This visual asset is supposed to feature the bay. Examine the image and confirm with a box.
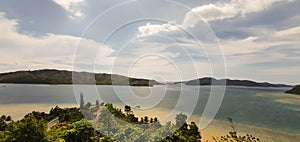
[0,84,299,134]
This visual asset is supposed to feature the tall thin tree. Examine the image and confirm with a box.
[80,93,84,108]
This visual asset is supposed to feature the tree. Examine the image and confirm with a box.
[175,113,187,129]
[85,102,92,108]
[144,116,149,123]
[7,114,47,142]
[124,105,131,114]
[5,116,11,122]
[140,117,144,123]
[0,115,10,130]
[96,100,100,107]
[100,102,105,106]
[97,109,117,137]
[212,118,260,142]
[154,117,158,122]
[0,115,5,120]
[80,93,85,108]
[63,119,95,142]
[0,116,8,131]
[188,122,201,141]
[127,114,138,123]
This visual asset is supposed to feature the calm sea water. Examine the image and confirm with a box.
[0,84,299,134]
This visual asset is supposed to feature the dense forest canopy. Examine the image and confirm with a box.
[0,69,162,86]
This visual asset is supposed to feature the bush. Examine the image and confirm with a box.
[212,118,260,142]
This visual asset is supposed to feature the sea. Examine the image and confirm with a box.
[0,84,299,134]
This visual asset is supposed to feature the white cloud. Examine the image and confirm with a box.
[0,12,210,80]
[218,26,300,84]
[182,3,237,27]
[123,54,211,81]
[0,12,114,72]
[1,0,299,84]
[219,36,277,55]
[137,0,293,38]
[262,66,300,76]
[138,22,180,37]
[183,0,293,27]
[222,25,300,56]
[134,2,300,82]
[275,26,300,37]
[52,0,85,19]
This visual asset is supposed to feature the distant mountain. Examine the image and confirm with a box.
[285,85,300,95]
[0,69,162,86]
[183,77,291,87]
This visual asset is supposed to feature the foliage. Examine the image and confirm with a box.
[80,93,85,108]
[4,114,47,142]
[175,113,187,129]
[96,100,100,107]
[46,127,66,142]
[285,85,300,95]
[23,106,84,125]
[212,118,260,142]
[124,105,131,114]
[160,115,201,142]
[0,69,162,86]
[0,115,11,131]
[0,103,261,142]
[49,106,84,123]
[63,119,96,142]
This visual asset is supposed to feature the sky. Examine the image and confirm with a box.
[0,0,299,84]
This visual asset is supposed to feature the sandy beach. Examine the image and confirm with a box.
[0,103,78,120]
[130,107,300,142]
[256,92,300,106]
[0,104,300,142]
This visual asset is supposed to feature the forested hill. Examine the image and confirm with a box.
[0,69,162,86]
[183,77,291,87]
[285,85,300,95]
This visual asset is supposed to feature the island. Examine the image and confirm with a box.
[285,85,300,95]
[0,69,162,86]
[181,77,291,87]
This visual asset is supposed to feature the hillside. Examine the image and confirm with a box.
[183,77,291,87]
[285,85,300,95]
[0,69,162,86]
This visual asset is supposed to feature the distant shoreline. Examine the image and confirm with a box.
[0,83,293,89]
[0,83,160,87]
[0,103,77,120]
[0,69,292,87]
[0,69,162,86]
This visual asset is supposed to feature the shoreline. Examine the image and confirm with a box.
[0,103,300,141]
[0,103,78,120]
[256,92,300,106]
[130,107,300,142]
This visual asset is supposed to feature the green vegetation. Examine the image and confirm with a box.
[0,94,260,142]
[1,114,47,142]
[285,85,300,95]
[212,118,260,142]
[0,69,162,86]
[0,105,201,142]
[0,106,260,142]
[0,115,11,131]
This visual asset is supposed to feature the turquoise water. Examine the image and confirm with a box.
[0,84,299,134]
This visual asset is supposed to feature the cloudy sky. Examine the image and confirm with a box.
[0,0,299,84]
